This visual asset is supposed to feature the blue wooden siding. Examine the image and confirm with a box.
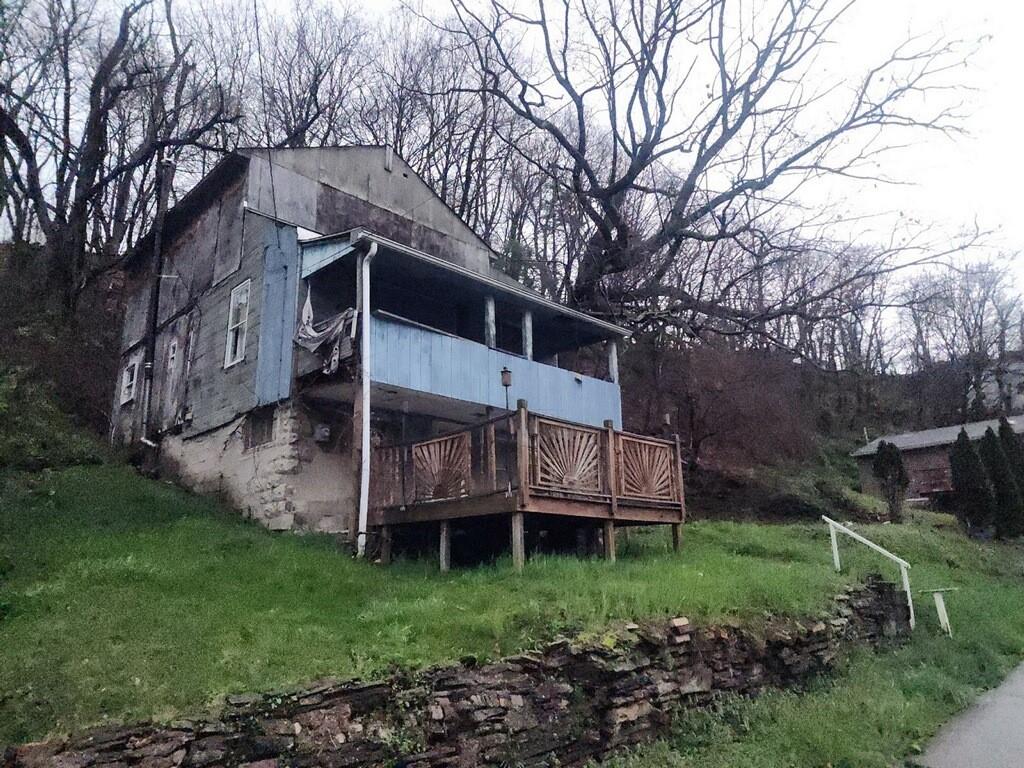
[255,225,299,405]
[299,239,356,278]
[370,315,622,428]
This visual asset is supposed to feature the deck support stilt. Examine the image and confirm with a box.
[439,521,451,573]
[671,523,682,552]
[511,512,526,572]
[575,527,589,558]
[380,525,392,565]
[603,520,616,562]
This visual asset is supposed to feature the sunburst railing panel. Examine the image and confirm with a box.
[616,433,677,501]
[532,418,604,494]
[412,432,471,502]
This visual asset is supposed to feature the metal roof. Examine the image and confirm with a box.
[851,416,1024,457]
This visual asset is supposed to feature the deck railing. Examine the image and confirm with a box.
[371,414,518,509]
[371,402,685,513]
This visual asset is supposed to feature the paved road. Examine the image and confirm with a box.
[917,664,1024,768]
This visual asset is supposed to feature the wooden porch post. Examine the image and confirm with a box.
[603,520,616,562]
[380,525,392,565]
[485,295,497,348]
[512,399,530,573]
[516,400,531,508]
[607,339,619,384]
[522,309,533,360]
[604,419,619,520]
[672,433,687,552]
[439,521,451,573]
[511,512,525,573]
[484,406,497,492]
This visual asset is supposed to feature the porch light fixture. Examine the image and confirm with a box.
[500,366,513,495]
[500,366,512,411]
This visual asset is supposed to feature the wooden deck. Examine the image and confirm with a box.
[370,401,686,569]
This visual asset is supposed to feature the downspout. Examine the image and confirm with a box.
[357,241,378,557]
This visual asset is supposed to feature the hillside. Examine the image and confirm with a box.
[3,464,1024,768]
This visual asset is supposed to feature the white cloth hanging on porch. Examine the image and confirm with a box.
[293,285,358,374]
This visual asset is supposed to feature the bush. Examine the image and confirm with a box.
[998,417,1024,493]
[0,367,104,471]
[871,441,909,523]
[949,429,997,533]
[977,427,1024,539]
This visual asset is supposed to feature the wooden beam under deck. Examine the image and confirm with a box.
[375,490,518,525]
[525,493,684,524]
[376,489,683,526]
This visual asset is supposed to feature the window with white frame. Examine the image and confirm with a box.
[167,339,178,371]
[224,280,251,368]
[120,362,138,405]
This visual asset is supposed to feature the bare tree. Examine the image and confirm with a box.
[0,0,239,315]
[904,257,1022,417]
[442,0,972,326]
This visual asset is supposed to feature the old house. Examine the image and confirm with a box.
[852,417,1024,498]
[112,146,685,567]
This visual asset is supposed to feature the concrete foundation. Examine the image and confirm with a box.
[160,400,356,535]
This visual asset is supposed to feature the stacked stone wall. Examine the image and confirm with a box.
[5,577,909,768]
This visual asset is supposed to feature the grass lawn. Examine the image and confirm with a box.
[2,465,1024,767]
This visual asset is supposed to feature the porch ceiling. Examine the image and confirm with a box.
[300,227,628,352]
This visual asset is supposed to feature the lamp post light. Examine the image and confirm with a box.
[500,366,512,412]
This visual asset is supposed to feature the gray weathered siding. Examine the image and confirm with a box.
[112,207,284,442]
[184,211,275,434]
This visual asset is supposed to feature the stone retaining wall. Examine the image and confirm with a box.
[4,576,909,768]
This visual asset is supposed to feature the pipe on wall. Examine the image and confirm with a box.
[356,242,378,557]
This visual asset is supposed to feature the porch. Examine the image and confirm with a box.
[370,401,686,571]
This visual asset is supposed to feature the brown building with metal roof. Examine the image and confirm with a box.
[852,417,1024,499]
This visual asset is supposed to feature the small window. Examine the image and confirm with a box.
[224,280,251,368]
[120,362,138,405]
[244,407,275,450]
[167,340,178,370]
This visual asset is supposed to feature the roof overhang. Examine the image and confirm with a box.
[300,228,630,341]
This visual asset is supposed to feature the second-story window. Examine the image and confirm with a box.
[224,279,250,368]
[120,362,138,405]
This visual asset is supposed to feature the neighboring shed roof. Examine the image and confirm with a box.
[851,416,1024,458]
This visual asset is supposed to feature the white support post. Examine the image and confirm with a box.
[356,243,378,557]
[608,339,619,384]
[829,523,841,572]
[901,564,916,630]
[485,295,496,348]
[522,309,533,360]
[933,592,951,636]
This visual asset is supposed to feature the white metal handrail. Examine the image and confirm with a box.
[822,515,915,630]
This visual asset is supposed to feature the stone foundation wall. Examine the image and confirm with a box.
[5,577,909,768]
[160,401,355,535]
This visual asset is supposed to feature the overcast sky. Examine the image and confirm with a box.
[341,0,1023,275]
[829,0,1024,277]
